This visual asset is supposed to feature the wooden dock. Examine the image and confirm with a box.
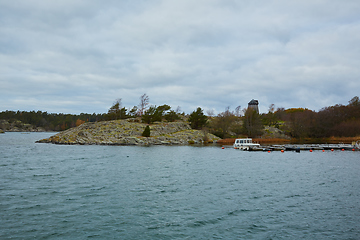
[245,144,359,152]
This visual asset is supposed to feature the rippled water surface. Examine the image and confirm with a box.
[1,132,360,239]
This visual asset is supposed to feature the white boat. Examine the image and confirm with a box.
[233,138,260,150]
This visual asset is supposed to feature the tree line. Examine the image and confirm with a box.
[205,96,360,139]
[1,94,359,139]
[0,94,184,131]
[275,96,360,138]
[0,110,106,131]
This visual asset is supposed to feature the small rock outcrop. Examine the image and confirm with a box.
[36,119,220,145]
[0,119,46,132]
[262,126,290,139]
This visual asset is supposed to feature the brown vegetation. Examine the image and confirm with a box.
[253,138,291,144]
[317,136,360,144]
[216,138,236,145]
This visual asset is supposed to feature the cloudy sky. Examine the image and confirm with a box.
[1,0,359,114]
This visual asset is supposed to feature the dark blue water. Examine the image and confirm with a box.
[1,132,360,239]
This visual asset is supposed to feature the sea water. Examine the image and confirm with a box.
[1,132,359,239]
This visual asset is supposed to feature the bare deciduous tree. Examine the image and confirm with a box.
[138,94,149,116]
[235,105,242,117]
[268,104,275,113]
[206,109,215,117]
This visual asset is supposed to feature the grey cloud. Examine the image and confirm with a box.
[1,0,359,114]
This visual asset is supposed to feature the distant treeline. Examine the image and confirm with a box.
[0,94,183,131]
[0,111,107,131]
[274,96,360,138]
[207,96,360,139]
[1,96,359,138]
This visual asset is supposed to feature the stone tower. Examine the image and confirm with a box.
[248,99,259,113]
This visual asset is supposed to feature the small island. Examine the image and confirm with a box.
[2,95,360,145]
[36,119,220,145]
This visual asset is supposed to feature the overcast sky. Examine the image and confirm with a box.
[1,0,359,114]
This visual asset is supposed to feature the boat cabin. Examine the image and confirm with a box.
[235,138,253,144]
[233,138,260,150]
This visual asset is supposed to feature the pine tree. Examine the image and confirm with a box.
[142,125,150,137]
[189,107,208,129]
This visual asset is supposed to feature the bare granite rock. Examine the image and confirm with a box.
[0,119,47,132]
[36,119,220,145]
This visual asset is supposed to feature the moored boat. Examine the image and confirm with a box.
[233,138,260,150]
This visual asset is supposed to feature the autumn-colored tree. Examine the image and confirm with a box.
[60,122,67,131]
[76,119,85,127]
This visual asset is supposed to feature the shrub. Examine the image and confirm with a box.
[142,125,151,137]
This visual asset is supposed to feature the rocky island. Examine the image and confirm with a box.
[36,119,220,145]
[0,119,47,132]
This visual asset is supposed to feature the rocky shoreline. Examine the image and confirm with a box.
[36,119,221,145]
[0,119,47,132]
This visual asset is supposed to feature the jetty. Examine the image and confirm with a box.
[235,142,360,152]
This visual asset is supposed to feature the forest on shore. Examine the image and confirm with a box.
[1,95,359,140]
